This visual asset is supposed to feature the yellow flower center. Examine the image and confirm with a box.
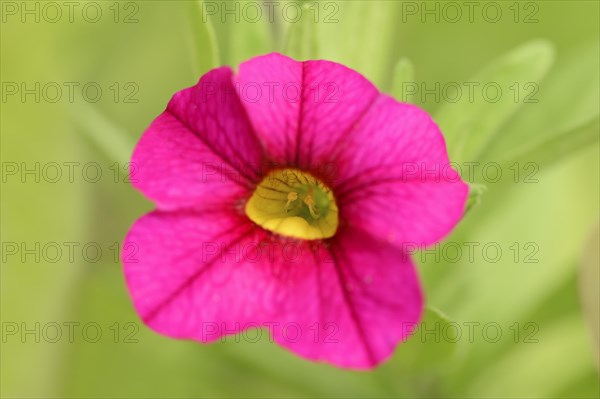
[245,168,339,240]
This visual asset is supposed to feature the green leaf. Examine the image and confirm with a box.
[72,103,135,165]
[480,40,600,165]
[497,117,599,169]
[187,0,219,74]
[425,147,600,397]
[283,2,319,60]
[390,58,415,101]
[466,315,596,397]
[391,306,458,371]
[206,3,272,67]
[316,1,403,89]
[375,307,458,397]
[464,183,487,214]
[435,40,555,162]
[579,223,600,370]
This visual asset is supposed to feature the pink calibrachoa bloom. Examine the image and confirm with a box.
[123,53,468,369]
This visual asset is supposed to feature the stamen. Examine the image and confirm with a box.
[285,192,299,212]
[303,193,320,219]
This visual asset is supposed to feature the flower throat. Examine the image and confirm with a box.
[245,168,339,240]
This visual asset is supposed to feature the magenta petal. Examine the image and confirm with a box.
[272,227,424,369]
[131,67,263,210]
[333,96,469,247]
[124,211,422,369]
[236,53,379,168]
[123,210,265,340]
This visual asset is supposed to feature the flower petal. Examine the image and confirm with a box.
[123,211,422,369]
[131,67,264,210]
[332,96,469,247]
[123,210,267,339]
[272,226,424,369]
[235,53,379,170]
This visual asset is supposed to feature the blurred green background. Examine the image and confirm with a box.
[1,0,599,397]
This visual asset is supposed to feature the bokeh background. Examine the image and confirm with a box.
[1,0,599,397]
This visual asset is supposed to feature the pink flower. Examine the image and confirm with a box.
[123,53,468,369]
